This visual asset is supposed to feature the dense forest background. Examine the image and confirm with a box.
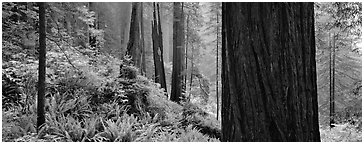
[1,2,362,142]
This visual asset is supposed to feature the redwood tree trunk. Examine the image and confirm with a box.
[127,2,142,69]
[222,2,320,141]
[140,2,146,75]
[152,2,168,95]
[171,2,185,103]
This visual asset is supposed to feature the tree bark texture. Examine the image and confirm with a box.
[127,2,143,69]
[152,2,168,95]
[222,2,320,142]
[171,2,185,103]
[37,2,46,131]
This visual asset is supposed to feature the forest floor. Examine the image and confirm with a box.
[2,66,361,142]
[320,124,362,142]
[2,41,361,142]
[2,61,221,142]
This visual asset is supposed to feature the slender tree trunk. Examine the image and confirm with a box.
[157,3,168,95]
[171,2,185,103]
[140,3,146,75]
[152,3,161,83]
[185,14,189,96]
[86,3,90,46]
[216,10,219,121]
[332,33,336,125]
[37,2,46,131]
[332,33,336,121]
[89,2,97,48]
[329,33,333,127]
[188,45,194,102]
[127,2,142,69]
[181,3,186,94]
[222,3,320,141]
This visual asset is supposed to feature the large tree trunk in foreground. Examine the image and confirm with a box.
[127,2,143,69]
[37,2,46,131]
[171,2,185,103]
[221,2,320,141]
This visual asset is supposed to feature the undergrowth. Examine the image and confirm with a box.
[320,124,362,142]
[2,43,221,142]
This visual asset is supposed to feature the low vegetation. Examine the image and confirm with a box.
[2,47,221,141]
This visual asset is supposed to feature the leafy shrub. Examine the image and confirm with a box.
[178,102,221,139]
[177,125,219,142]
[47,89,93,120]
[2,108,37,141]
[42,114,102,142]
[119,65,139,79]
[2,73,23,110]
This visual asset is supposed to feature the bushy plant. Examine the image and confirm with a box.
[2,108,37,141]
[177,125,219,142]
[47,89,93,120]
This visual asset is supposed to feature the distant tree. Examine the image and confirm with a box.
[183,2,204,101]
[170,2,185,103]
[152,2,168,95]
[203,2,222,119]
[222,3,320,141]
[140,2,146,75]
[88,2,97,48]
[180,3,186,95]
[329,33,335,127]
[315,2,362,125]
[37,2,46,131]
[127,2,143,69]
[185,14,189,93]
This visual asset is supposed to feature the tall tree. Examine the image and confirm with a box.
[180,3,186,95]
[329,33,333,127]
[315,2,361,125]
[157,3,168,95]
[329,33,337,127]
[127,2,143,69]
[183,2,204,102]
[37,2,46,131]
[152,2,168,95]
[215,4,220,120]
[140,2,146,75]
[88,2,98,48]
[222,3,320,141]
[204,2,222,119]
[170,2,185,103]
[185,14,189,93]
